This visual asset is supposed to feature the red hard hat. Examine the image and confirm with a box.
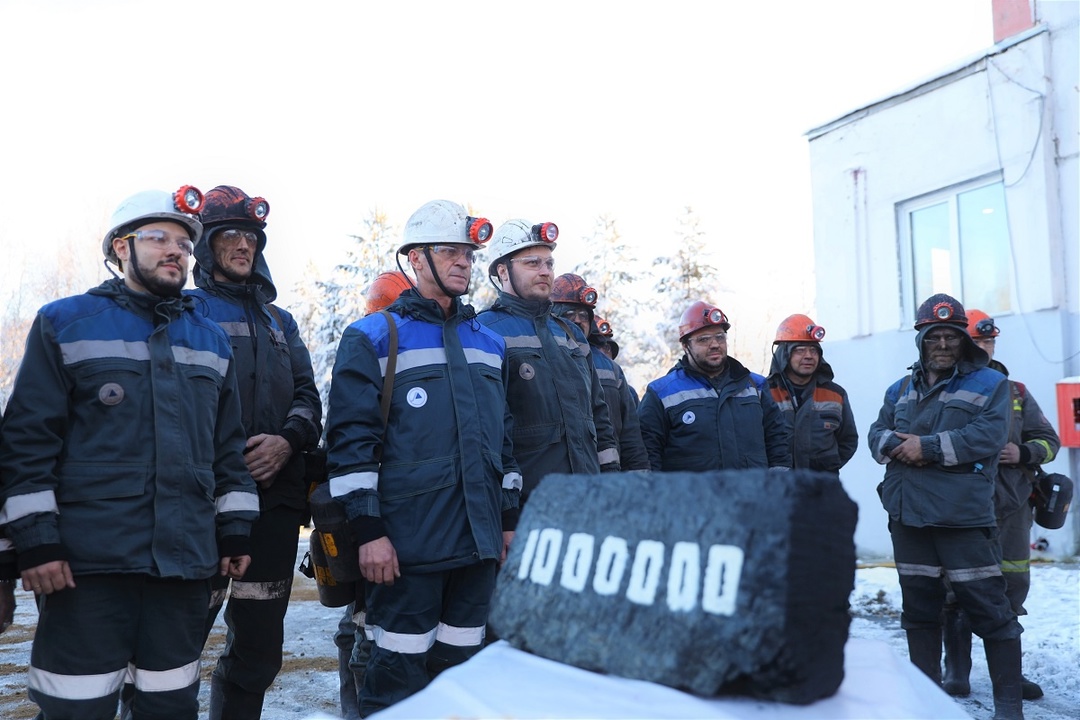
[775,313,826,343]
[679,300,730,342]
[966,309,1000,338]
[365,271,411,314]
[551,273,598,307]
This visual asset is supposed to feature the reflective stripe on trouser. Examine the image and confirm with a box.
[359,560,497,717]
[889,521,1021,642]
[29,574,208,720]
[207,504,304,720]
[996,502,1032,616]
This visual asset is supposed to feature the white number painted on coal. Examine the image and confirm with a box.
[516,528,744,616]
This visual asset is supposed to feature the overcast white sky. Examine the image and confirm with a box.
[0,0,994,314]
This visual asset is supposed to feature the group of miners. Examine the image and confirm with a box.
[0,189,1061,720]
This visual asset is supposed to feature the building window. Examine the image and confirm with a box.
[899,176,1013,324]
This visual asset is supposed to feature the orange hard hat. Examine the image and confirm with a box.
[551,273,598,307]
[679,300,730,342]
[774,314,826,343]
[365,271,411,314]
[966,308,999,338]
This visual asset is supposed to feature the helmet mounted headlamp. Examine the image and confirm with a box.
[533,222,558,244]
[247,197,270,222]
[974,318,997,337]
[467,216,493,245]
[173,185,204,214]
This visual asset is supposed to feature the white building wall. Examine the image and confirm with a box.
[807,18,1078,558]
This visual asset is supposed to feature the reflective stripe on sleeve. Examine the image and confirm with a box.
[216,491,260,514]
[330,472,379,498]
[938,431,958,466]
[369,624,437,654]
[28,664,127,701]
[1031,439,1055,463]
[2,490,59,523]
[598,448,619,466]
[129,658,201,693]
[435,622,485,648]
[502,472,523,491]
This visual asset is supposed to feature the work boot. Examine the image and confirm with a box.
[942,607,972,697]
[209,673,266,720]
[905,627,943,685]
[1020,676,1043,700]
[984,638,1024,720]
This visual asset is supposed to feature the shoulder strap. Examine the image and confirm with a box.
[551,315,587,352]
[266,303,284,329]
[377,310,398,428]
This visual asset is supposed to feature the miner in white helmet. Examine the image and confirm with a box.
[477,220,620,501]
[0,187,258,719]
[325,200,521,716]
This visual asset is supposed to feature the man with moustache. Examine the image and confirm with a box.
[187,185,322,720]
[477,221,620,501]
[638,300,791,472]
[325,200,521,716]
[868,293,1023,720]
[0,187,258,719]
[766,314,858,475]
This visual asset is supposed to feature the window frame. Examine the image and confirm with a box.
[896,172,1013,327]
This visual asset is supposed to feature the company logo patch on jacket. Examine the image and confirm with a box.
[406,388,428,408]
[98,382,125,406]
[519,363,536,380]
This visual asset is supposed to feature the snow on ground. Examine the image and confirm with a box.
[1,532,1077,719]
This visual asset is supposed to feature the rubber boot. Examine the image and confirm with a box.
[208,673,266,720]
[1020,676,1043,700]
[942,608,972,697]
[984,638,1024,720]
[905,627,943,685]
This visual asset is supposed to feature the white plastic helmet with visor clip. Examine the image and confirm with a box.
[102,186,204,266]
[486,219,559,278]
[397,200,492,255]
[397,199,492,299]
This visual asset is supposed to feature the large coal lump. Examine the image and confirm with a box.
[489,469,858,704]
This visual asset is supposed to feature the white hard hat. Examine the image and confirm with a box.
[102,186,204,266]
[486,219,559,278]
[398,200,492,255]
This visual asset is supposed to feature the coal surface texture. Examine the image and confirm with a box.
[488,469,857,704]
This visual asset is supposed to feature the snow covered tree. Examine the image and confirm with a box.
[567,215,656,390]
[293,209,400,411]
[1,238,106,411]
[638,206,726,383]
